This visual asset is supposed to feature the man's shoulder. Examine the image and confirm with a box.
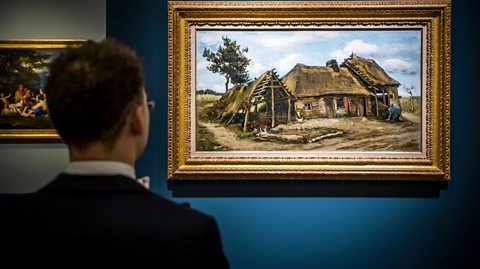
[133,190,213,222]
[41,174,212,220]
[13,174,213,226]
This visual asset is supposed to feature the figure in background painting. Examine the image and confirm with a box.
[14,83,25,102]
[15,106,34,118]
[387,102,402,122]
[38,88,46,100]
[1,86,49,118]
[0,92,11,108]
[31,94,48,117]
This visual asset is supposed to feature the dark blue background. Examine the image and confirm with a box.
[107,1,480,268]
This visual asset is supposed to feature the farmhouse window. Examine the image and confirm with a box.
[305,103,312,111]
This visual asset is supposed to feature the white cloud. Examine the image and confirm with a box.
[255,31,339,49]
[275,53,308,74]
[211,83,226,92]
[381,43,421,59]
[197,61,209,71]
[382,58,417,75]
[197,32,225,46]
[330,39,379,61]
[197,82,206,90]
[248,60,268,78]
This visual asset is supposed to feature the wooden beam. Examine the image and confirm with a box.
[382,87,387,105]
[287,98,292,122]
[243,108,250,132]
[332,97,337,118]
[226,112,237,126]
[257,85,285,91]
[271,81,275,128]
[253,88,267,93]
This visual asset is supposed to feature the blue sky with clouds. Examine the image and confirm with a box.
[196,30,421,96]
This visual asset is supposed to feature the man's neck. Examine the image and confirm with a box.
[69,142,136,166]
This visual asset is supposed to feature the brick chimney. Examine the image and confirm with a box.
[326,59,339,72]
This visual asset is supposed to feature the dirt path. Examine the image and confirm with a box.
[198,116,421,152]
[401,112,421,123]
[198,121,311,151]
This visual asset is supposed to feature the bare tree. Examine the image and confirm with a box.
[404,85,415,112]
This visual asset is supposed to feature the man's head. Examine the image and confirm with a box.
[46,38,149,161]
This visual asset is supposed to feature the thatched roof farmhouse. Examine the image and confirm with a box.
[282,62,376,118]
[209,53,400,130]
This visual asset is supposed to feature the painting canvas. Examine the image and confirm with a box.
[0,40,84,140]
[195,30,423,153]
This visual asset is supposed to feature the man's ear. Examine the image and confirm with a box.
[130,106,145,135]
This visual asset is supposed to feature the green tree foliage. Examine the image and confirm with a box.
[0,49,50,93]
[202,36,251,92]
[197,89,222,96]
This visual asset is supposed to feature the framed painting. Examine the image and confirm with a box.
[168,1,451,180]
[0,39,85,141]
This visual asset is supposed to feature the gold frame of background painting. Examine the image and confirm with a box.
[0,39,85,141]
[168,1,451,181]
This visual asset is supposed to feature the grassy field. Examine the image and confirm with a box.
[196,94,223,150]
[196,93,222,104]
[400,95,421,116]
[196,94,222,121]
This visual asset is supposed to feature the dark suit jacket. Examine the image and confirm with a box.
[1,174,229,268]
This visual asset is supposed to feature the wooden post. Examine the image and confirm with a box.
[294,102,300,120]
[382,87,387,106]
[347,97,351,116]
[374,95,379,118]
[243,107,250,132]
[226,112,237,125]
[355,96,359,116]
[287,98,292,123]
[363,96,367,116]
[332,97,337,118]
[271,80,275,128]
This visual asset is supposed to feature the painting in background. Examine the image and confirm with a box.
[0,40,84,140]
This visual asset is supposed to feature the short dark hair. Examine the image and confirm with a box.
[46,38,144,149]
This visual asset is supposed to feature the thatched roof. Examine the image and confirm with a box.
[281,63,374,98]
[215,71,272,116]
[343,54,400,86]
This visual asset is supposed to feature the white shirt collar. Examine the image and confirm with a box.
[64,161,136,179]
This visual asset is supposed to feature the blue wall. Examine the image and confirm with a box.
[107,1,480,268]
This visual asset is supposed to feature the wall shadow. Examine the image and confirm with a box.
[169,180,448,198]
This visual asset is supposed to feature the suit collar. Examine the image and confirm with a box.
[40,174,150,193]
[65,161,136,179]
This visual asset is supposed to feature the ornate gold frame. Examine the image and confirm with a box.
[0,39,85,141]
[168,1,451,180]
